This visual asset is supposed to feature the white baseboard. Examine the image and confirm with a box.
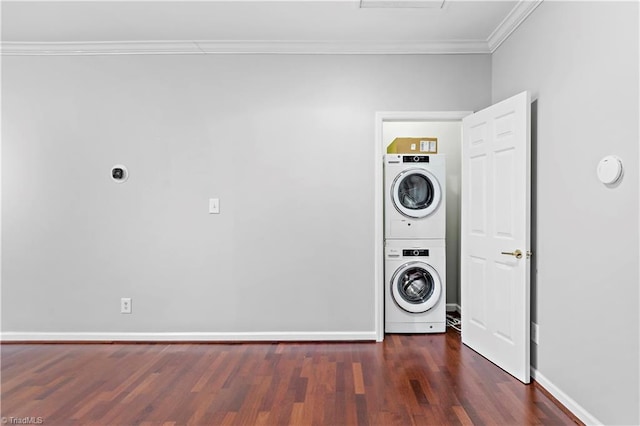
[1,331,377,342]
[531,368,603,426]
[446,303,461,313]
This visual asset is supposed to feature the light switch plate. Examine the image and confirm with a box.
[209,198,220,214]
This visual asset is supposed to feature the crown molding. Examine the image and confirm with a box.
[1,39,491,55]
[1,0,541,56]
[197,39,490,54]
[0,41,204,56]
[487,0,543,53]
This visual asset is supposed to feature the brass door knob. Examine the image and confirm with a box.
[501,249,523,259]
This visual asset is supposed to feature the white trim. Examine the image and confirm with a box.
[487,0,543,53]
[0,0,541,56]
[531,368,603,426]
[359,0,445,9]
[1,41,203,56]
[377,111,472,122]
[374,113,384,342]
[1,331,377,342]
[1,40,491,56]
[0,2,3,339]
[446,303,461,313]
[374,111,472,343]
[2,0,417,2]
[195,40,489,55]
[637,7,640,425]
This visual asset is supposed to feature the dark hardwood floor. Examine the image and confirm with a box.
[1,329,580,425]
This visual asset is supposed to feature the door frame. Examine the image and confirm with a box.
[374,111,473,341]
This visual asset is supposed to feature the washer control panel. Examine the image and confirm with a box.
[386,247,430,258]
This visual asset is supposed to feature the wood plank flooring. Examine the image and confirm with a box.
[1,330,580,425]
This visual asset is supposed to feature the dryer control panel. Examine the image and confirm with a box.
[403,155,430,163]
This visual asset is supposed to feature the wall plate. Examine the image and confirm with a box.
[597,156,623,185]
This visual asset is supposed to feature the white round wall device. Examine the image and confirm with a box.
[596,156,623,185]
[111,165,129,183]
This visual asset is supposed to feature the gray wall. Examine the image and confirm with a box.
[2,54,491,334]
[493,2,639,425]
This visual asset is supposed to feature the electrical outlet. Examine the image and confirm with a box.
[531,322,539,344]
[120,298,132,314]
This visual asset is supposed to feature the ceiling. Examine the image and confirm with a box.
[1,1,542,55]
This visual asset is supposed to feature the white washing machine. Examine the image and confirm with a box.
[384,154,446,239]
[385,239,446,333]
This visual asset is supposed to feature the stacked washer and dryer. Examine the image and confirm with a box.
[384,154,446,333]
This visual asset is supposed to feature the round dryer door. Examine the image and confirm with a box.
[391,262,442,313]
[391,168,442,218]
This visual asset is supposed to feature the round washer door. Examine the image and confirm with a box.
[391,168,442,218]
[391,261,442,313]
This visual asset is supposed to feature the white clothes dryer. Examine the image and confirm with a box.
[385,239,446,333]
[384,154,446,239]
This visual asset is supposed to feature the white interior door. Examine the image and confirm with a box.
[461,91,531,384]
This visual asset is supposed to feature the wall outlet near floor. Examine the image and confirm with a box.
[120,298,132,314]
[531,322,539,344]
